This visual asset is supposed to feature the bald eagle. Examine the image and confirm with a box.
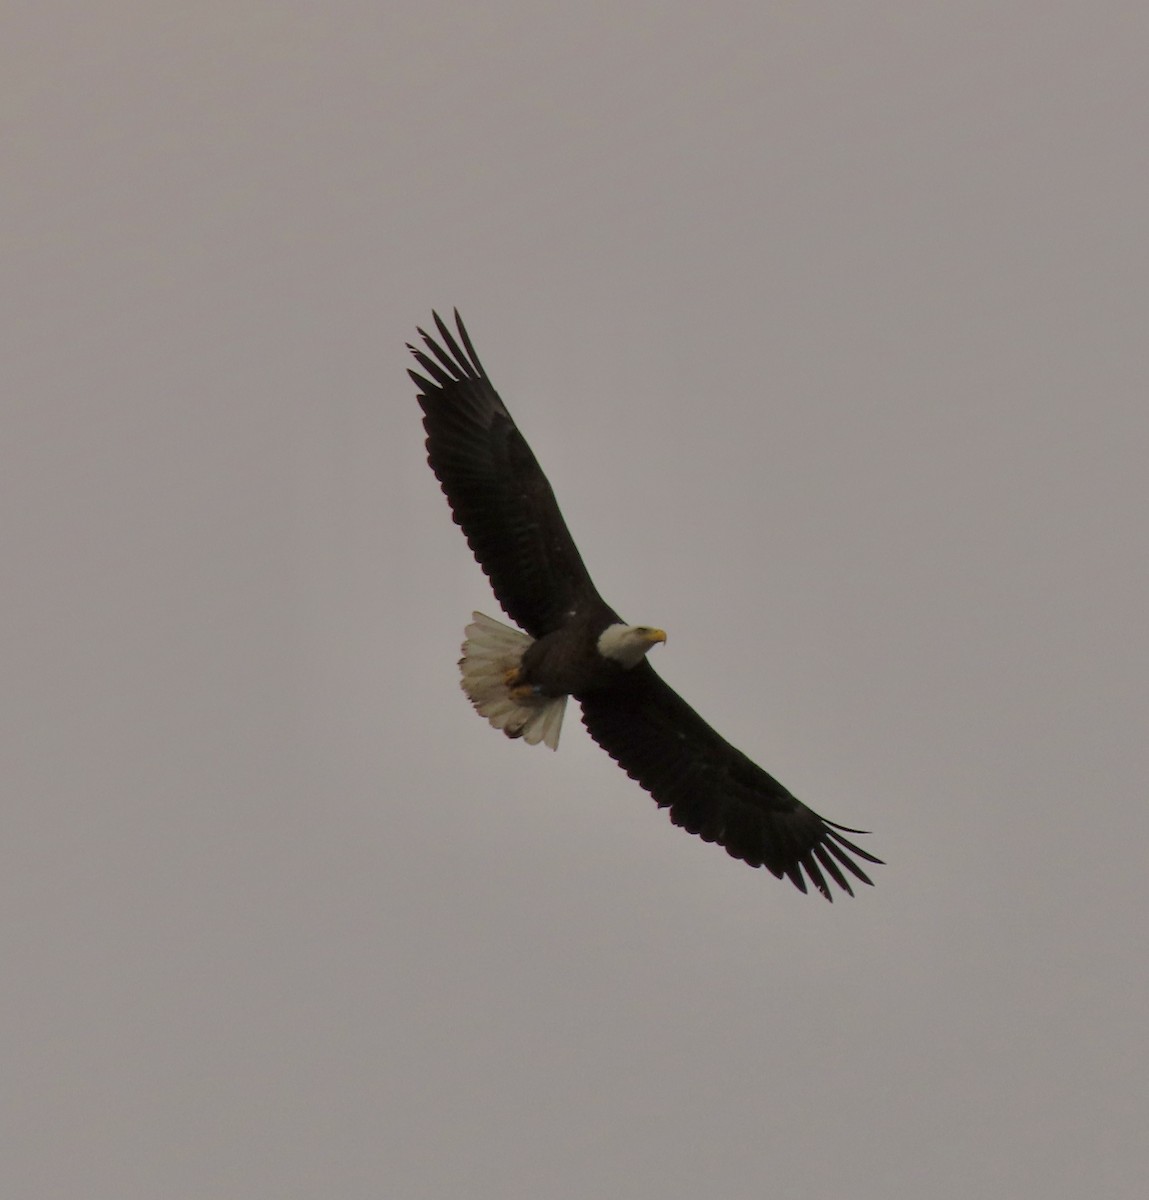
[409,311,881,899]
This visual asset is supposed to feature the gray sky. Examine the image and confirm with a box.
[5,3,1148,1196]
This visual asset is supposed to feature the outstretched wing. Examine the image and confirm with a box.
[409,311,604,638]
[579,663,882,899]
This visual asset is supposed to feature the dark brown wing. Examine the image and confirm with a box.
[579,663,882,899]
[409,311,604,638]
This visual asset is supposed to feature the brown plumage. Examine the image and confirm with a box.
[409,310,881,899]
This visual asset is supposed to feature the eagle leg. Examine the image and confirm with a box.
[504,666,539,702]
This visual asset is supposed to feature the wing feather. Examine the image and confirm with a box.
[410,311,603,637]
[579,663,881,900]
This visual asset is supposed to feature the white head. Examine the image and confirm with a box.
[597,623,668,669]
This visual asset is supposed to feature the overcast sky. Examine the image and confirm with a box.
[5,4,1148,1197]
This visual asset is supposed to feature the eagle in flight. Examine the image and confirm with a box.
[409,311,880,899]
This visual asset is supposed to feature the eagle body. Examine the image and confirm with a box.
[409,311,881,900]
[519,608,625,696]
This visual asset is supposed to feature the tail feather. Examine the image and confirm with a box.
[458,612,566,750]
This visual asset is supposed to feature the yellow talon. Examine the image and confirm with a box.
[503,666,538,702]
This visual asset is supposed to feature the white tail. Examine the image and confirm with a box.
[458,612,566,750]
